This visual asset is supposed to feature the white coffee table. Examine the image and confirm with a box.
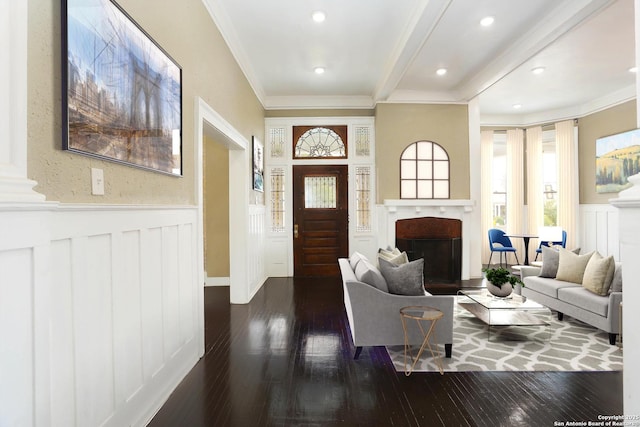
[457,289,551,340]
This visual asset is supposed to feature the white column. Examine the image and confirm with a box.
[467,97,483,278]
[610,175,640,418]
[0,0,45,202]
[623,0,640,416]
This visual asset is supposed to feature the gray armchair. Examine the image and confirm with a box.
[339,258,454,359]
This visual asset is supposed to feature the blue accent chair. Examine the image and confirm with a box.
[534,230,567,261]
[488,229,520,267]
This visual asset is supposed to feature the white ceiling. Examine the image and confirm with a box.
[203,0,636,125]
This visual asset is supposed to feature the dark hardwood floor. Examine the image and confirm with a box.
[148,277,622,427]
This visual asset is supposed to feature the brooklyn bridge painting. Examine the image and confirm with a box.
[63,0,182,175]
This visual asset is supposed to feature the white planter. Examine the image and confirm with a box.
[487,281,513,297]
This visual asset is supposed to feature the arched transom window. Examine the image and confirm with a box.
[400,141,450,199]
[293,126,347,159]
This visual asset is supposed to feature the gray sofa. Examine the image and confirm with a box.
[338,256,454,359]
[520,263,622,345]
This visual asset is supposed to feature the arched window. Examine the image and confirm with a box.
[293,126,347,159]
[400,141,450,199]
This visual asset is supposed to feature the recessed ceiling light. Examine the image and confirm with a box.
[629,66,637,73]
[480,16,495,27]
[312,11,326,23]
[532,66,546,75]
[436,68,447,76]
[513,104,522,109]
[314,67,325,75]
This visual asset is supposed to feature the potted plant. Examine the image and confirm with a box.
[482,267,523,297]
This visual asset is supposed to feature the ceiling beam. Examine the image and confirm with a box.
[454,0,617,102]
[373,0,453,104]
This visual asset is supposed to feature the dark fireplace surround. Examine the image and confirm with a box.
[395,216,462,284]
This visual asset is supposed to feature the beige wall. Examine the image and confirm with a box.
[27,0,264,204]
[203,136,230,276]
[375,103,470,202]
[578,100,637,204]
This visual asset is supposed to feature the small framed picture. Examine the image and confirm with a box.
[252,136,264,192]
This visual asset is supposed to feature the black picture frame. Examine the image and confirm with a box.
[252,136,264,192]
[61,0,183,176]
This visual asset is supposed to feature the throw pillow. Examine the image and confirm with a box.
[582,252,615,296]
[378,247,401,258]
[349,251,367,270]
[379,257,425,296]
[555,248,594,284]
[377,250,408,266]
[539,246,580,278]
[354,258,389,293]
[609,262,623,293]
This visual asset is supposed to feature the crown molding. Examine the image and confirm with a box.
[201,0,266,107]
[264,95,375,110]
[480,85,636,127]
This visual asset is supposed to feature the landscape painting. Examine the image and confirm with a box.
[596,128,640,193]
[62,0,182,175]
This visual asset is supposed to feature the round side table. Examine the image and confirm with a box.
[399,306,444,376]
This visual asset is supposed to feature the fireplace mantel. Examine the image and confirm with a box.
[378,199,476,279]
[383,199,474,213]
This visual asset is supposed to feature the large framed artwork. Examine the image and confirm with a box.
[253,136,264,192]
[62,0,182,176]
[596,128,640,193]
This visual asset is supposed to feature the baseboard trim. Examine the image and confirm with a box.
[205,277,230,287]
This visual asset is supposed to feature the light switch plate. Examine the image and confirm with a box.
[91,168,104,195]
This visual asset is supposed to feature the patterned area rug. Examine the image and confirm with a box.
[387,300,623,372]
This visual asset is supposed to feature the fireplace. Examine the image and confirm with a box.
[395,217,462,284]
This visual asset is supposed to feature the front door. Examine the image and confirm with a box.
[293,165,349,277]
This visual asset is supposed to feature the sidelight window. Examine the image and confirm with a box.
[270,168,286,232]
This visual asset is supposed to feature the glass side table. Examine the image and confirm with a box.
[399,306,444,376]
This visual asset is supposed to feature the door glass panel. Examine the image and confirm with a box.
[304,176,336,208]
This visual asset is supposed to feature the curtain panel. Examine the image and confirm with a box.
[555,120,578,249]
[526,126,543,240]
[506,129,525,261]
[480,130,494,264]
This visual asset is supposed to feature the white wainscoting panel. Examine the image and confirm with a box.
[0,204,202,427]
[0,248,35,427]
[248,205,268,300]
[349,235,378,263]
[265,237,289,277]
[579,204,620,260]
